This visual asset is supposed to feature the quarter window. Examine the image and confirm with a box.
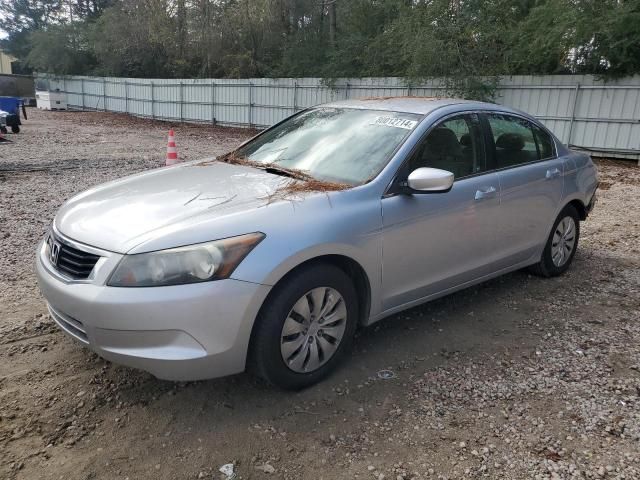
[408,114,485,179]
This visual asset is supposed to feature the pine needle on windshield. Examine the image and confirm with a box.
[265,178,351,203]
[217,151,312,181]
[211,150,352,200]
[196,150,353,203]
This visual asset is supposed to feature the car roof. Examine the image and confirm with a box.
[320,96,484,116]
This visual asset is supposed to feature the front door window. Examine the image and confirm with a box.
[408,114,485,179]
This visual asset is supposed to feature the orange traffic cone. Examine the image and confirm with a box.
[166,129,178,166]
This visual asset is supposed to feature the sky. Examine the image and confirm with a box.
[0,12,7,39]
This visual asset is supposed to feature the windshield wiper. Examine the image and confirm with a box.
[218,152,313,181]
[261,164,314,181]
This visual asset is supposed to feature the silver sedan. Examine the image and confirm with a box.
[36,97,598,389]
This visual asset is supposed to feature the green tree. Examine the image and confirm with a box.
[27,23,96,74]
[2,0,640,97]
[0,0,64,71]
[90,0,175,77]
[512,0,640,77]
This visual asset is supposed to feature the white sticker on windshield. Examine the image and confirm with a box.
[371,116,418,130]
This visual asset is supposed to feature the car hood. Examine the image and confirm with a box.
[55,160,286,253]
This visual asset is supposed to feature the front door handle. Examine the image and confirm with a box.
[546,167,561,179]
[475,186,497,200]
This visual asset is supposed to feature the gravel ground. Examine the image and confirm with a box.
[0,109,639,480]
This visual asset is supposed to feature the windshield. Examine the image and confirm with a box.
[235,107,421,185]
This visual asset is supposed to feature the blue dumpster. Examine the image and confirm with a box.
[0,96,24,133]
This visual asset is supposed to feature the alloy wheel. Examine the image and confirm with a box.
[280,287,347,373]
[551,216,576,267]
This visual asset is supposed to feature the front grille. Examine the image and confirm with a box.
[46,234,100,280]
[48,305,89,343]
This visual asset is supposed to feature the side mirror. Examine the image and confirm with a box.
[406,167,454,193]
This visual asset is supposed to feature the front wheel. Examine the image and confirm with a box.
[11,125,20,134]
[530,204,580,277]
[248,264,358,390]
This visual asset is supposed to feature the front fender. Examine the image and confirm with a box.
[230,190,384,317]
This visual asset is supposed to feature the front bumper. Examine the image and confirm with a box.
[36,238,271,381]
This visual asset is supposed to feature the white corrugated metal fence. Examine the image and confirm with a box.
[38,74,640,160]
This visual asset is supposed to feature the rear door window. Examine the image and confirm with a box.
[486,114,541,169]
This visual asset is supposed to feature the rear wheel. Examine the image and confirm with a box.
[249,264,358,390]
[0,126,7,134]
[530,204,580,277]
[11,125,19,134]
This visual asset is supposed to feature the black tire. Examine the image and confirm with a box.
[248,263,358,390]
[0,126,7,134]
[11,125,20,134]
[529,204,580,277]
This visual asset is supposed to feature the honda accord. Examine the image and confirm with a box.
[36,97,598,389]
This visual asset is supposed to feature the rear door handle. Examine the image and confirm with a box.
[546,168,561,179]
[475,186,497,200]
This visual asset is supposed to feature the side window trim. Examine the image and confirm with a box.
[478,113,497,171]
[482,111,559,175]
[466,113,487,176]
[533,128,542,160]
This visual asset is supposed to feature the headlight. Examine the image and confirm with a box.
[107,233,265,287]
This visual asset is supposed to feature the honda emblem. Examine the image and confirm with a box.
[48,236,61,265]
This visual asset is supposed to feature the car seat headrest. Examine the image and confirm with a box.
[424,128,462,157]
[496,133,525,151]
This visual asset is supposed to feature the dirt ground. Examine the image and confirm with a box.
[0,109,639,480]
